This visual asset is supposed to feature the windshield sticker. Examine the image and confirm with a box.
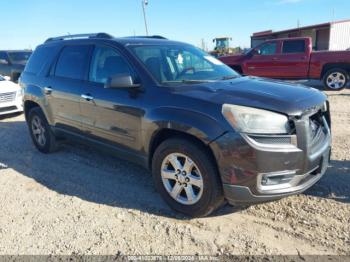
[204,56,224,65]
[177,54,184,65]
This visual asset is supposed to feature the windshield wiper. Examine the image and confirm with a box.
[163,80,215,84]
[220,75,239,80]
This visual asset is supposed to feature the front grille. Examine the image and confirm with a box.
[249,135,292,145]
[0,92,16,103]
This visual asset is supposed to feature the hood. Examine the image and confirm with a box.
[219,54,246,65]
[0,80,21,93]
[173,77,327,116]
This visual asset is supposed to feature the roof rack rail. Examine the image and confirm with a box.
[45,33,114,43]
[126,35,168,40]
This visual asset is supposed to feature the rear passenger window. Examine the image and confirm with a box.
[25,46,55,75]
[282,40,305,53]
[55,45,91,80]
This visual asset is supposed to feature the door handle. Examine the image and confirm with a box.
[272,57,279,61]
[44,87,53,95]
[81,94,94,101]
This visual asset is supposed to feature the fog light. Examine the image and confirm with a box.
[261,172,296,186]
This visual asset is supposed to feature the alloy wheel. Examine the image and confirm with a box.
[327,72,346,90]
[31,115,46,146]
[160,153,204,205]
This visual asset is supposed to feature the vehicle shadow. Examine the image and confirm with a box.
[0,112,23,121]
[0,120,243,219]
[1,121,347,220]
[305,160,350,203]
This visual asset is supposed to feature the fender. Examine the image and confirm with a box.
[142,106,227,154]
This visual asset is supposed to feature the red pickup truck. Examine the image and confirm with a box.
[219,37,350,90]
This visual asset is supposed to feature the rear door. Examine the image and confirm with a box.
[276,39,310,78]
[44,44,93,132]
[244,41,280,77]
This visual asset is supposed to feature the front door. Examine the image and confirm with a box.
[244,41,280,78]
[81,45,144,151]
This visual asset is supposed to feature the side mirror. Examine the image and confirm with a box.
[0,59,9,65]
[105,74,141,89]
[252,49,260,55]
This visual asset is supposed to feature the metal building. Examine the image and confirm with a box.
[251,19,350,51]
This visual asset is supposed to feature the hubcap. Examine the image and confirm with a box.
[161,153,204,205]
[327,72,346,89]
[31,116,46,146]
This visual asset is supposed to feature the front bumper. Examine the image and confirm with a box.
[210,110,331,205]
[0,98,23,116]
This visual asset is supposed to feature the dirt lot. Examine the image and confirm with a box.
[0,88,349,256]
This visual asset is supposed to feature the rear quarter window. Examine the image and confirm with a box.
[24,46,58,75]
[282,40,306,54]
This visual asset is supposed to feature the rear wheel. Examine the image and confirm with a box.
[152,138,224,217]
[27,107,59,153]
[323,68,348,91]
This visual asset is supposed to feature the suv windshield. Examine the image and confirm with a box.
[8,51,32,63]
[129,44,239,85]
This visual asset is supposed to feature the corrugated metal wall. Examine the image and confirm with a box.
[329,21,350,50]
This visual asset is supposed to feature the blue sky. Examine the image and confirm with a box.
[2,0,350,50]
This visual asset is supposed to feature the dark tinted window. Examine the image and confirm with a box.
[0,52,8,61]
[257,42,277,55]
[282,40,305,53]
[55,45,91,80]
[8,51,31,63]
[25,46,56,74]
[89,46,133,84]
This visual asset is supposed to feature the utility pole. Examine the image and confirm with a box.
[142,0,149,36]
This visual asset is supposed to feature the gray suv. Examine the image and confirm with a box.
[20,33,331,217]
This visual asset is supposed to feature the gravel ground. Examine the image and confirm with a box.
[0,87,349,256]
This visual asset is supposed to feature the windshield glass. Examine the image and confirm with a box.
[129,44,239,85]
[8,51,32,63]
[0,76,4,81]
[216,39,229,49]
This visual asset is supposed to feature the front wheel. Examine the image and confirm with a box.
[323,68,349,91]
[152,138,224,217]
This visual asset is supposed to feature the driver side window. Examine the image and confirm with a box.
[256,42,277,55]
[89,46,133,84]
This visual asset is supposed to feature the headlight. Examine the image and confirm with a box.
[16,88,23,98]
[222,104,290,134]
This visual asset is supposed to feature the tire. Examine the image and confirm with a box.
[27,107,59,153]
[323,68,349,91]
[152,138,224,217]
